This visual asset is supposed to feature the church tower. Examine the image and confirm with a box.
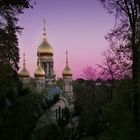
[37,20,54,83]
[19,53,30,86]
[62,51,73,104]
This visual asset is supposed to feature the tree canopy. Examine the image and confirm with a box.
[0,0,33,101]
[100,0,140,136]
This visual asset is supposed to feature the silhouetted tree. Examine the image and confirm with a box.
[99,44,132,100]
[81,66,98,81]
[99,50,116,100]
[100,0,140,135]
[0,0,33,102]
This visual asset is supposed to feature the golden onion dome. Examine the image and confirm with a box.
[37,31,53,56]
[62,50,72,77]
[19,53,30,78]
[62,65,72,77]
[34,64,45,78]
[19,67,30,78]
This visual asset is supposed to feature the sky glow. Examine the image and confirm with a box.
[18,0,114,79]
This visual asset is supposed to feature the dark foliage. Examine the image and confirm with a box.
[0,91,49,140]
[99,0,140,135]
[0,0,33,103]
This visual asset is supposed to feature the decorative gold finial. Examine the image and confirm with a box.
[43,19,46,37]
[23,53,25,67]
[62,50,72,77]
[66,50,68,66]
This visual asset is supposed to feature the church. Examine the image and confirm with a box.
[19,23,74,114]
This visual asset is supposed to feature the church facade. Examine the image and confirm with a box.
[19,24,74,111]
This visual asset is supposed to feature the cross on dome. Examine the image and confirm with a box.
[43,19,46,34]
[23,53,25,67]
[66,50,68,66]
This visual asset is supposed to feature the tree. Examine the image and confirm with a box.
[99,80,135,140]
[99,49,116,100]
[81,66,98,81]
[0,0,33,102]
[80,66,99,104]
[98,44,132,100]
[73,78,111,139]
[100,0,140,135]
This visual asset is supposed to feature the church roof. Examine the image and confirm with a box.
[19,53,30,78]
[47,85,62,100]
[34,64,45,78]
[37,21,53,56]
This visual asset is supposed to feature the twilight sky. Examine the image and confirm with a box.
[18,0,114,79]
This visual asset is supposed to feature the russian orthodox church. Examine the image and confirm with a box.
[19,23,74,113]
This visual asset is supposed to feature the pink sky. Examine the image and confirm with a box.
[18,0,114,79]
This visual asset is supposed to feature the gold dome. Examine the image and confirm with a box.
[19,53,30,78]
[62,65,72,77]
[37,38,53,56]
[62,50,72,77]
[34,65,45,77]
[19,67,30,78]
[37,21,53,56]
[37,31,53,56]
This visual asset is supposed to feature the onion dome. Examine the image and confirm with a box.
[19,53,30,78]
[62,65,72,77]
[62,51,72,77]
[34,60,45,78]
[19,67,30,78]
[37,21,53,56]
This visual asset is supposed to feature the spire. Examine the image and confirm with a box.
[66,50,68,66]
[43,19,46,40]
[34,57,45,78]
[23,53,25,68]
[20,52,30,78]
[62,50,72,77]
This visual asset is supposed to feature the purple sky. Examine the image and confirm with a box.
[18,0,114,79]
